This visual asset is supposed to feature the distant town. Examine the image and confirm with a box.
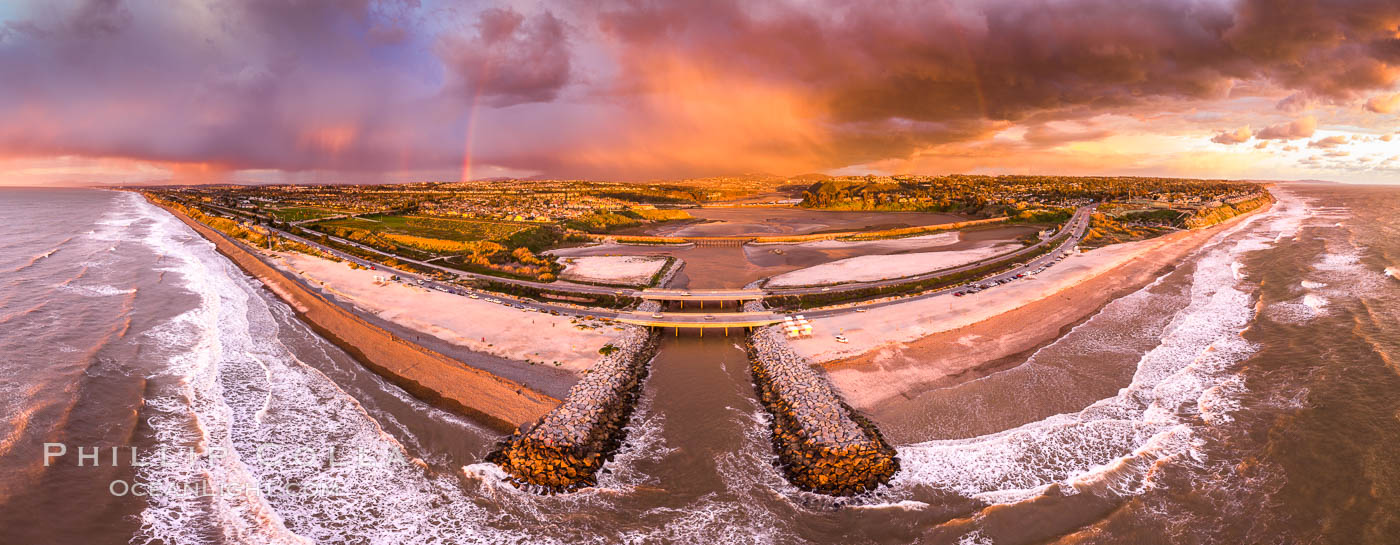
[141,175,1269,290]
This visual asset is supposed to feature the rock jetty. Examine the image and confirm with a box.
[487,309,661,493]
[746,321,899,495]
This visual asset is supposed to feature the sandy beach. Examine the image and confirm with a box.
[765,241,1017,287]
[556,255,668,285]
[795,202,1272,410]
[269,251,629,374]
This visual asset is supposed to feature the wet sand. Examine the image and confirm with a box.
[815,201,1272,411]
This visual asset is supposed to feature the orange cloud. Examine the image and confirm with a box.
[1365,93,1400,114]
[1211,126,1253,144]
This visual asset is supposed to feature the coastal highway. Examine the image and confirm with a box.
[180,197,1094,325]
[764,205,1095,297]
[778,205,1095,321]
[190,199,639,297]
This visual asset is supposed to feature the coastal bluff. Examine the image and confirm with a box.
[150,198,558,432]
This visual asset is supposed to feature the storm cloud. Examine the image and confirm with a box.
[2,0,1399,181]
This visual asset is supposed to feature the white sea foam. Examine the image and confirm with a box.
[1386,266,1399,280]
[1302,294,1327,310]
[887,189,1308,506]
[55,283,136,297]
[130,192,686,545]
[1300,280,1326,289]
[1231,261,1247,280]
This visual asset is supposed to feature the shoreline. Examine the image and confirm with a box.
[812,199,1273,411]
[148,198,560,432]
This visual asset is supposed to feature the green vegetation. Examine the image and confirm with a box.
[462,277,639,309]
[1117,209,1188,225]
[566,212,644,233]
[145,195,344,262]
[304,214,561,281]
[632,208,693,221]
[270,206,348,222]
[565,208,694,234]
[1080,212,1175,249]
[315,215,530,242]
[800,175,1265,218]
[1184,194,1273,228]
[1007,206,1074,224]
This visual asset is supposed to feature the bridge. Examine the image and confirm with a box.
[638,288,766,302]
[683,236,753,247]
[613,311,785,336]
[638,288,766,310]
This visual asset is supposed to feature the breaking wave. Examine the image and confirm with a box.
[887,189,1307,506]
[4,235,74,275]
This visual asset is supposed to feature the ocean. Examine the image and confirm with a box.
[0,184,1396,544]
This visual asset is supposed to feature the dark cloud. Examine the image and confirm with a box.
[1256,116,1318,140]
[593,0,1400,119]
[71,0,133,35]
[1276,93,1312,113]
[437,8,572,106]
[1,0,1398,179]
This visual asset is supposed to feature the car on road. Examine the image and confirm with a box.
[855,307,867,312]
[704,315,715,321]
[954,291,965,297]
[651,313,664,319]
[834,335,849,344]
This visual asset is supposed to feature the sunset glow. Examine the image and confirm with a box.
[1,0,1398,185]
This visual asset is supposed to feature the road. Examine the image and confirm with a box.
[785,205,1095,320]
[765,205,1094,296]
[179,197,1093,324]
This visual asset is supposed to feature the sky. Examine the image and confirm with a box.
[0,0,1398,186]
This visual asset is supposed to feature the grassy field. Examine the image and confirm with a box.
[312,215,531,242]
[307,214,562,281]
[271,206,353,222]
